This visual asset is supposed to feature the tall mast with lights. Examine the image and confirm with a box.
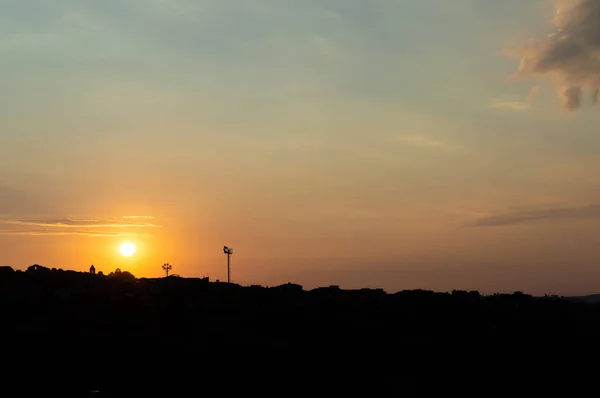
[223,246,233,283]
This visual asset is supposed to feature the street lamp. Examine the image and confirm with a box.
[162,263,172,277]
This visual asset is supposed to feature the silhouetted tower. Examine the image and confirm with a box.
[223,246,233,283]
[162,263,172,277]
[89,264,95,274]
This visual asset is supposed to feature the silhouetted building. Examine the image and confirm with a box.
[311,285,341,297]
[90,265,96,274]
[273,282,303,295]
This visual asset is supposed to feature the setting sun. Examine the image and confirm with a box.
[119,242,136,257]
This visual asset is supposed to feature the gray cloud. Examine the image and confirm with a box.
[0,183,88,216]
[0,184,50,215]
[516,0,600,111]
[0,185,28,211]
[469,204,600,227]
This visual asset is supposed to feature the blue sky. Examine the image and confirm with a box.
[2,0,600,295]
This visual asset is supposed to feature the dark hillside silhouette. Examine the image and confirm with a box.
[0,265,597,396]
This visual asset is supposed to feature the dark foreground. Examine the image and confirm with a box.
[1,266,599,396]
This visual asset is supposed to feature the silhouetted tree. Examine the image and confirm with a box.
[118,270,136,282]
[108,268,122,277]
[162,263,172,277]
[27,264,50,273]
[107,268,135,281]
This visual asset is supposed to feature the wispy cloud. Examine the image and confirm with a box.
[489,87,538,111]
[392,134,466,154]
[0,216,158,237]
[122,216,155,220]
[468,204,600,227]
[0,229,152,237]
[2,218,158,228]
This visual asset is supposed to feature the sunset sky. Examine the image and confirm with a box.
[2,0,600,295]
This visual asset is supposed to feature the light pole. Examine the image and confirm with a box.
[162,263,172,277]
[223,246,233,283]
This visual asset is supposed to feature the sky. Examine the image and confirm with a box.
[2,0,600,295]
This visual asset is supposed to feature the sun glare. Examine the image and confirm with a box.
[119,242,136,257]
